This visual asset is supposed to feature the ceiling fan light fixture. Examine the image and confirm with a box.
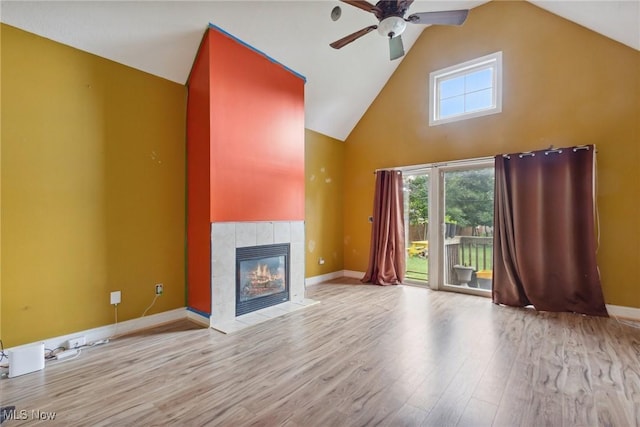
[329,2,470,61]
[377,16,406,38]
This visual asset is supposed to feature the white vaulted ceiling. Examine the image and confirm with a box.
[2,1,638,141]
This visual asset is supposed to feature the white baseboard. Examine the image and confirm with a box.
[305,270,344,286]
[606,304,640,321]
[343,270,365,279]
[7,308,186,354]
[306,270,365,285]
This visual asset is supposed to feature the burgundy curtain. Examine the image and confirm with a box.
[362,170,406,285]
[493,145,607,316]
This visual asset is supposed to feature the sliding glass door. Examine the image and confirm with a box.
[442,166,494,293]
[402,159,494,295]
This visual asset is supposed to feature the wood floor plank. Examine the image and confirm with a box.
[385,403,429,426]
[456,397,498,427]
[491,308,547,426]
[421,348,494,426]
[1,279,638,426]
[560,314,597,427]
[579,315,639,426]
[471,306,521,406]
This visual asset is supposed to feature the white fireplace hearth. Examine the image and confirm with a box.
[210,221,317,333]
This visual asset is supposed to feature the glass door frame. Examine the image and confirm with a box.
[431,158,494,296]
[401,157,494,296]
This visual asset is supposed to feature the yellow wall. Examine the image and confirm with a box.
[344,2,640,307]
[0,23,3,339]
[1,25,187,346]
[305,129,345,277]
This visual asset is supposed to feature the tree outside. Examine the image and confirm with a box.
[444,168,494,232]
[405,168,494,234]
[405,174,429,241]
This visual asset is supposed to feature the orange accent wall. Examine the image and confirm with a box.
[186,33,212,314]
[186,26,305,314]
[208,28,305,222]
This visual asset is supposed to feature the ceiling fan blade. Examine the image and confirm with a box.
[406,10,469,26]
[341,0,383,16]
[389,35,405,60]
[330,25,378,49]
[396,0,415,14]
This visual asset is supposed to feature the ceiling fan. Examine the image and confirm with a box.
[330,0,469,60]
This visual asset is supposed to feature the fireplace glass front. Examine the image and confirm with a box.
[236,243,290,316]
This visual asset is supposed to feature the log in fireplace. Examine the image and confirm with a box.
[236,243,290,316]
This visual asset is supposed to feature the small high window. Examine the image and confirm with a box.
[429,52,502,126]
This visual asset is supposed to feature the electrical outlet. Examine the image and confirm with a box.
[155,283,163,295]
[110,291,121,305]
[66,336,86,349]
[318,257,325,265]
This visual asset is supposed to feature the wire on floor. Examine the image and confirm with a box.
[45,347,66,360]
[49,348,82,363]
[0,340,8,363]
[0,340,8,368]
[63,348,82,362]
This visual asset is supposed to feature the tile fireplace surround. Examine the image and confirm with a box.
[210,221,317,333]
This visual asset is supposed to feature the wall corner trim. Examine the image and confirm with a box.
[207,23,307,83]
[305,270,345,287]
[343,270,366,279]
[186,308,211,327]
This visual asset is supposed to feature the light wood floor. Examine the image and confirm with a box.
[2,278,639,426]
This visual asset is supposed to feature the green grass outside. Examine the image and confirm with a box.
[406,255,428,282]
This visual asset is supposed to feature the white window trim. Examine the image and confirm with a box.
[429,51,503,126]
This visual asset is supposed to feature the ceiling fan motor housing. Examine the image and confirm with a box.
[330,0,469,60]
[377,16,406,38]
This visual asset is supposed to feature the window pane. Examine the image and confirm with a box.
[440,76,464,99]
[441,95,464,117]
[465,68,493,92]
[429,51,502,126]
[465,88,493,112]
